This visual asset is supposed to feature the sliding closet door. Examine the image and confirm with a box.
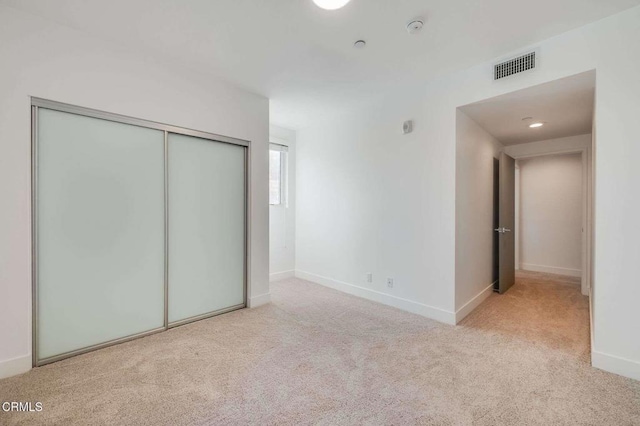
[36,108,165,362]
[168,133,246,324]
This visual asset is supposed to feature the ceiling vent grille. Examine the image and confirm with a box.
[494,51,536,80]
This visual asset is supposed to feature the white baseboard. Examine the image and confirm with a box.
[295,270,456,325]
[591,351,640,380]
[0,354,31,380]
[521,263,582,278]
[455,282,495,323]
[248,292,271,308]
[592,350,640,381]
[269,270,295,282]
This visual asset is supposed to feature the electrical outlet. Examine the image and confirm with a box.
[366,273,373,283]
[387,278,394,288]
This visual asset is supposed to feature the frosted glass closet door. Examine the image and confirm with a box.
[168,134,246,324]
[37,109,165,361]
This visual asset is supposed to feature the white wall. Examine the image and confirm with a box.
[296,89,457,324]
[518,154,583,277]
[0,6,269,379]
[455,111,503,321]
[296,5,640,380]
[269,125,296,281]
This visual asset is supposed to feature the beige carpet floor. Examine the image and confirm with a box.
[1,271,638,425]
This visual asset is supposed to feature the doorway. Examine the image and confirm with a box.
[515,152,587,287]
[454,70,595,335]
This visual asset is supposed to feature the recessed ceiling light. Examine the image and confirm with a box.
[312,0,351,10]
[529,122,544,128]
[354,40,366,49]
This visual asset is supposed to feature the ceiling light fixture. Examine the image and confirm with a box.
[312,0,351,10]
[529,122,544,128]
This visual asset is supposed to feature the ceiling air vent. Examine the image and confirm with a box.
[494,51,536,80]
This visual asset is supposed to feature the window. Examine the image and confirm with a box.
[269,149,282,205]
[269,143,288,205]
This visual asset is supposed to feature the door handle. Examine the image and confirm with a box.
[494,227,512,233]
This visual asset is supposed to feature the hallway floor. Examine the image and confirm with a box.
[1,271,638,425]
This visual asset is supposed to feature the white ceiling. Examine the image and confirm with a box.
[459,71,595,145]
[2,0,637,129]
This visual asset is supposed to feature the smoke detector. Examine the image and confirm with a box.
[354,40,366,49]
[406,19,424,34]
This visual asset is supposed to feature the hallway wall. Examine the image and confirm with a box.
[455,110,503,319]
[518,153,583,277]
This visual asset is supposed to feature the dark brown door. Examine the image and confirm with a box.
[497,152,516,293]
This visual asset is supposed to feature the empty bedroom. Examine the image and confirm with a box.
[1,0,639,424]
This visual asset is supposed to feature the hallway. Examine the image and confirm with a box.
[463,270,590,361]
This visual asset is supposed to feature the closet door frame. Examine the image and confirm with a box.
[31,97,249,367]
